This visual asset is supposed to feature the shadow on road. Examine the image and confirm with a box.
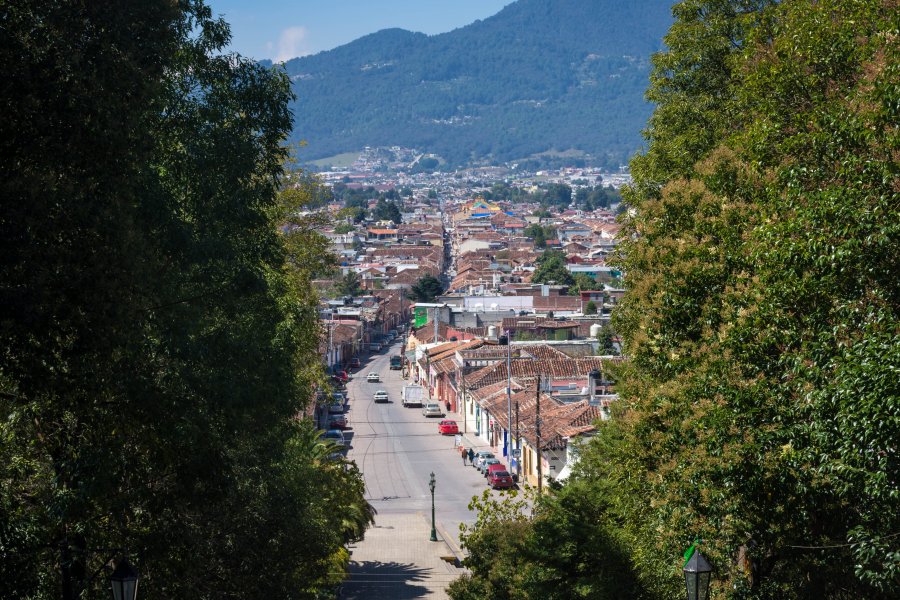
[340,561,436,600]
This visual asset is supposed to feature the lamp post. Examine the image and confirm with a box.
[428,472,437,541]
[109,558,139,600]
[683,550,712,600]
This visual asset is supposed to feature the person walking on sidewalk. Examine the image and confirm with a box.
[460,445,467,465]
[467,448,475,466]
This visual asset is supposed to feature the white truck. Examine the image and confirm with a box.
[401,384,425,408]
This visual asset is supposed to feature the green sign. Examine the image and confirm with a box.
[414,307,428,328]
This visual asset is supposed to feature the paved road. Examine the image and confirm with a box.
[338,338,502,598]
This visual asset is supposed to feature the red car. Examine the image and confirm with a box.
[334,370,349,382]
[485,463,508,480]
[328,415,348,430]
[488,470,515,489]
[438,420,459,435]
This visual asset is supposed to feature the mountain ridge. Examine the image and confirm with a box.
[282,0,674,168]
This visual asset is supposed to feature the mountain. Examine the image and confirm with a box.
[282,0,673,168]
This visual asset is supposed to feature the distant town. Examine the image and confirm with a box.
[309,145,626,489]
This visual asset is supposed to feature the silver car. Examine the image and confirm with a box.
[473,451,495,470]
[323,429,346,447]
[422,402,443,418]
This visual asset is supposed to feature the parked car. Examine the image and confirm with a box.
[485,463,508,480]
[349,357,360,369]
[366,372,380,383]
[438,420,459,435]
[322,429,346,447]
[422,402,443,418]
[333,370,349,383]
[328,415,348,430]
[488,470,515,490]
[480,457,501,474]
[328,402,344,414]
[472,451,495,470]
[373,390,389,403]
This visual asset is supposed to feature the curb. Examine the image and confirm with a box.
[435,520,467,568]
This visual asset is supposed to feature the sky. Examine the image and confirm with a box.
[207,1,513,62]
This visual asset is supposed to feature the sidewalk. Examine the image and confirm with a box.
[341,512,465,600]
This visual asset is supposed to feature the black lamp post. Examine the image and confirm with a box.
[109,558,139,600]
[428,471,437,542]
[683,550,712,600]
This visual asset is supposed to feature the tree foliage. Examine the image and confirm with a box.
[532,250,575,287]
[591,0,900,598]
[336,270,364,297]
[0,2,369,598]
[372,198,403,224]
[408,275,443,303]
[449,482,644,600]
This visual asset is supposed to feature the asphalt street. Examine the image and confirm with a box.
[344,338,499,555]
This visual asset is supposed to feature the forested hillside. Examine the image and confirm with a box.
[450,1,899,598]
[282,0,673,167]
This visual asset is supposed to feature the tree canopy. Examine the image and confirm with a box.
[0,2,370,598]
[531,250,575,287]
[373,198,403,224]
[408,275,443,303]
[606,0,899,597]
[336,270,364,297]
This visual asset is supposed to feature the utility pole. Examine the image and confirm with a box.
[433,306,439,344]
[460,360,467,434]
[328,319,334,370]
[535,376,542,494]
[515,400,520,482]
[505,330,512,464]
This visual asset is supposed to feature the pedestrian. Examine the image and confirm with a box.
[467,448,475,465]
[460,445,467,465]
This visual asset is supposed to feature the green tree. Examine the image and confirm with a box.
[408,275,443,302]
[598,0,899,597]
[373,198,402,224]
[336,270,363,297]
[596,324,617,355]
[0,2,370,597]
[524,223,548,248]
[584,300,598,315]
[539,183,573,207]
[569,273,597,296]
[531,251,574,287]
[450,482,644,599]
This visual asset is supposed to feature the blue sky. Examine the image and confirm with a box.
[208,1,513,62]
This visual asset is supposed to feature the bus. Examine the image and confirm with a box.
[389,355,403,370]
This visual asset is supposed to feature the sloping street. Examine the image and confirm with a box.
[338,339,494,598]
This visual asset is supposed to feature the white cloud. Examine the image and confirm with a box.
[273,26,311,63]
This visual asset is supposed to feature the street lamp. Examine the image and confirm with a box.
[683,550,712,600]
[109,558,139,600]
[428,471,437,542]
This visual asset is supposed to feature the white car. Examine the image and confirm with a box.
[422,402,443,418]
[373,390,389,403]
[366,372,380,383]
